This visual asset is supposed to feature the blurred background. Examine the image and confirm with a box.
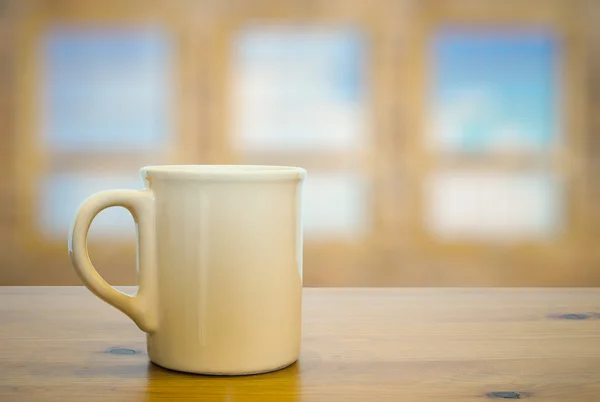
[1,0,599,286]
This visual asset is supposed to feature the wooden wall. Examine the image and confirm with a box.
[1,0,600,286]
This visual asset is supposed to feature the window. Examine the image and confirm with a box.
[425,170,563,241]
[35,26,173,241]
[429,29,559,154]
[303,172,369,239]
[39,173,141,239]
[231,25,371,240]
[423,28,564,242]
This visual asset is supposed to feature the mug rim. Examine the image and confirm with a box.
[141,165,306,181]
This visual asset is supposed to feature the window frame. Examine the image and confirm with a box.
[405,2,587,258]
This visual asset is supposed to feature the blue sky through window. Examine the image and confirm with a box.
[430,29,559,153]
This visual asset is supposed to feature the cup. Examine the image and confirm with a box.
[69,165,305,375]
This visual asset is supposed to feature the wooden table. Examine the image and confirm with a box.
[1,287,600,401]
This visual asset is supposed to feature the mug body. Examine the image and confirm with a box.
[143,165,304,374]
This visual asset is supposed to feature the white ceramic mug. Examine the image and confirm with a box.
[69,165,305,375]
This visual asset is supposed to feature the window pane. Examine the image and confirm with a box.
[425,170,563,241]
[232,26,368,151]
[38,172,142,239]
[303,172,369,239]
[429,29,559,154]
[41,27,172,152]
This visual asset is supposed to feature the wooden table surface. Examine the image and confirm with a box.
[1,287,600,401]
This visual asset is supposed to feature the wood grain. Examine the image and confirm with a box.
[1,287,600,401]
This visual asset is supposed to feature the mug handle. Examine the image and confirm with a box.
[68,189,158,333]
